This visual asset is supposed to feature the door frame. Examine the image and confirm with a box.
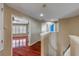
[11,15,30,56]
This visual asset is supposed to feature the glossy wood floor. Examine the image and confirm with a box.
[13,41,41,56]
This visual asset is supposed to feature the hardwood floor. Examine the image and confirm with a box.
[13,41,41,56]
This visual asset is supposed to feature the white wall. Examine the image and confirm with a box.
[41,32,58,56]
[41,23,47,33]
[69,35,79,56]
[29,19,41,46]
[49,32,58,56]
[41,32,50,56]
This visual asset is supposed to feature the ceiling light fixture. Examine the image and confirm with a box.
[40,4,47,17]
[40,13,44,17]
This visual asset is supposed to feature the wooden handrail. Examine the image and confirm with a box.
[63,44,70,55]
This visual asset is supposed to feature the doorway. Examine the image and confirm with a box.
[11,15,29,56]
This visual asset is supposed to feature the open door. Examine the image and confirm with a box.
[0,3,4,52]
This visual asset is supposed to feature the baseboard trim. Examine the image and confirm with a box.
[29,39,41,46]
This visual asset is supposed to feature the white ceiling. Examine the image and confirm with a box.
[6,3,79,21]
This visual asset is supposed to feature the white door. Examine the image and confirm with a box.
[0,3,4,51]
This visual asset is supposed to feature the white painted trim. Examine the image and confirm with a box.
[0,3,4,52]
[11,15,13,56]
[29,39,41,46]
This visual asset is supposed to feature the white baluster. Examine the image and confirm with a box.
[23,39,26,47]
[20,39,23,47]
[16,40,19,47]
[12,40,16,48]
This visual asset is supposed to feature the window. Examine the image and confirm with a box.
[41,22,55,33]
[12,24,28,34]
[49,23,55,32]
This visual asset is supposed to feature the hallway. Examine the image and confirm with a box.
[1,3,79,56]
[13,41,41,56]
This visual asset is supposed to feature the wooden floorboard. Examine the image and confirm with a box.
[13,41,41,56]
